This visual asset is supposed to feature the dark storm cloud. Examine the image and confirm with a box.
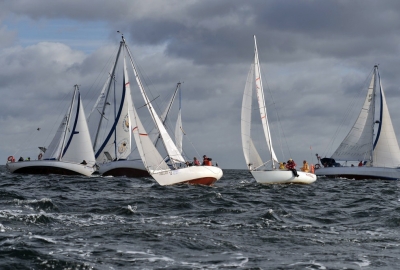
[2,0,400,168]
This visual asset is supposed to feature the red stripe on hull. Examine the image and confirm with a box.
[184,177,217,186]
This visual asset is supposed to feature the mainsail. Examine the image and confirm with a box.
[43,86,95,165]
[331,65,400,168]
[241,64,263,170]
[253,35,278,166]
[87,41,132,163]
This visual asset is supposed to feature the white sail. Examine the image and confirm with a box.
[61,92,96,165]
[43,87,95,165]
[241,63,263,169]
[175,87,183,154]
[43,114,69,160]
[253,35,278,165]
[373,79,400,167]
[124,43,185,165]
[331,72,376,162]
[86,42,125,163]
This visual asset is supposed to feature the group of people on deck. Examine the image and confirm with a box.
[278,159,310,177]
[185,155,217,167]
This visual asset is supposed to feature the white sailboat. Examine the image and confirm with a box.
[6,85,96,176]
[315,65,400,180]
[241,35,317,184]
[87,39,149,177]
[88,37,184,178]
[122,36,223,186]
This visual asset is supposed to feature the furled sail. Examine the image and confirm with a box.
[253,35,278,165]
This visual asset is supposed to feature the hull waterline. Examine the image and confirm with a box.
[151,166,223,186]
[99,159,149,177]
[315,166,400,180]
[6,160,95,176]
[251,170,317,184]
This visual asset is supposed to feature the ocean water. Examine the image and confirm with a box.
[0,166,399,269]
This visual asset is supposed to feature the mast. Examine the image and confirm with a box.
[92,40,124,151]
[59,85,78,160]
[122,35,185,167]
[253,35,277,169]
[154,82,181,147]
[369,65,378,165]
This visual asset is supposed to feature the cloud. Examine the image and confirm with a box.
[2,0,400,169]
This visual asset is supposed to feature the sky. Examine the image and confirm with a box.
[2,0,400,169]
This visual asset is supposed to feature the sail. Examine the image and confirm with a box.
[241,63,263,169]
[61,92,96,165]
[372,76,400,167]
[175,86,183,154]
[123,48,169,172]
[253,35,278,164]
[331,70,376,162]
[124,41,186,165]
[87,41,123,163]
[43,113,69,160]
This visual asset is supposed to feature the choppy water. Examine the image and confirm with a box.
[0,166,399,269]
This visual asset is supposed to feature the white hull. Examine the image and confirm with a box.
[315,166,400,180]
[151,166,223,186]
[6,160,95,176]
[251,170,317,184]
[98,159,149,177]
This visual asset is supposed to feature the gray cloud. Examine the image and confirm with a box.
[2,0,400,168]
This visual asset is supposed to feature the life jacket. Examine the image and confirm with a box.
[203,158,212,166]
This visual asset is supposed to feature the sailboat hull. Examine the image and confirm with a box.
[151,166,223,186]
[6,160,95,176]
[251,170,317,184]
[98,159,149,177]
[315,166,400,180]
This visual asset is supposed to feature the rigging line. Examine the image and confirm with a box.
[322,67,374,157]
[83,45,120,111]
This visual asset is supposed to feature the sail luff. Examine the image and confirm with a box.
[253,35,278,167]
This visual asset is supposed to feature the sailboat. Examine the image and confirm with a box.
[88,38,184,178]
[315,65,400,180]
[241,35,317,184]
[122,35,223,186]
[6,85,96,176]
[87,38,148,177]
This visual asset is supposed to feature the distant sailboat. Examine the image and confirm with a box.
[122,35,223,186]
[6,85,96,176]
[241,35,317,184]
[88,37,183,178]
[315,65,400,180]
